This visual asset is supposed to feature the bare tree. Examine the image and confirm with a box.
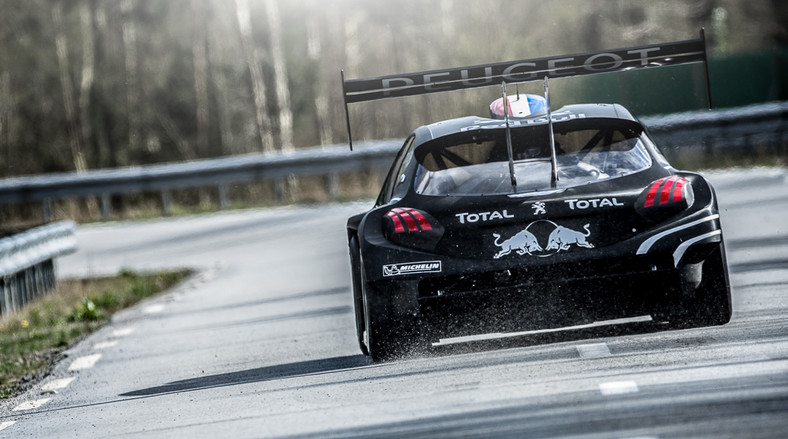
[191,0,210,157]
[264,0,293,152]
[235,0,274,153]
[0,72,11,165]
[306,0,333,146]
[78,0,95,162]
[120,0,140,162]
[52,3,86,172]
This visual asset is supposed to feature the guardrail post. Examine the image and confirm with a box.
[42,198,52,223]
[33,263,43,301]
[218,185,229,210]
[274,179,285,204]
[703,136,714,158]
[14,271,23,313]
[101,193,111,221]
[45,259,55,291]
[0,276,8,317]
[326,173,339,200]
[161,190,172,216]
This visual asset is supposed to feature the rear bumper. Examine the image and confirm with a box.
[358,200,725,339]
[362,236,723,340]
[416,256,681,338]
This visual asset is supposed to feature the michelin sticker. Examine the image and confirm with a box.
[383,260,442,277]
[493,220,593,259]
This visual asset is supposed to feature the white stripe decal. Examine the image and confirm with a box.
[673,230,722,267]
[0,421,17,431]
[636,214,719,255]
[13,398,52,411]
[68,354,102,371]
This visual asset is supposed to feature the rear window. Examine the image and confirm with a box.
[414,119,652,196]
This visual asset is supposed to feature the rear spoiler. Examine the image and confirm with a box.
[342,29,712,150]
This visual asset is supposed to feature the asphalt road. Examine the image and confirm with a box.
[1,167,787,438]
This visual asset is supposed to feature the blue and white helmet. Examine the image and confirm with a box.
[489,93,547,118]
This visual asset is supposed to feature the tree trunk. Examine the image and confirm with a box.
[0,71,12,176]
[305,4,333,146]
[191,0,210,157]
[78,0,95,166]
[92,0,113,168]
[264,0,293,152]
[53,3,87,172]
[235,0,274,153]
[121,0,140,164]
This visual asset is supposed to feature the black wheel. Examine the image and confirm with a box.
[348,235,368,355]
[364,290,429,362]
[364,305,416,362]
[690,241,732,325]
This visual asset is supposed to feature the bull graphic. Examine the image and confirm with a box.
[545,224,594,251]
[493,229,543,259]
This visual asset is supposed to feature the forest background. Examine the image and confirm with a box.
[0,0,786,182]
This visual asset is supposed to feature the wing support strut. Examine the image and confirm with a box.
[545,77,559,188]
[501,82,517,192]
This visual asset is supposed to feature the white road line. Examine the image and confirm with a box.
[112,327,135,337]
[0,421,16,431]
[143,304,165,314]
[13,398,52,411]
[68,353,102,371]
[93,340,119,350]
[576,343,611,358]
[599,381,639,396]
[41,377,75,391]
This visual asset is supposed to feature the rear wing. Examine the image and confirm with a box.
[342,29,712,150]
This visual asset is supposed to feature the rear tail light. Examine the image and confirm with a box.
[383,207,444,251]
[636,176,694,222]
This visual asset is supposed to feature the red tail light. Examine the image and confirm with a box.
[636,176,694,222]
[644,176,688,208]
[386,208,433,233]
[382,207,443,251]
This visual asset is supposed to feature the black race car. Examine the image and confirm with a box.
[342,31,731,361]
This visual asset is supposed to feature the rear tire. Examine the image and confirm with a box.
[691,241,732,325]
[348,236,368,355]
[674,241,732,328]
[364,292,428,362]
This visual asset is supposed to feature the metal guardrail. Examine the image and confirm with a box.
[0,102,785,222]
[0,140,402,221]
[0,221,78,316]
[643,101,788,151]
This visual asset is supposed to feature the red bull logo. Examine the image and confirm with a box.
[493,220,594,258]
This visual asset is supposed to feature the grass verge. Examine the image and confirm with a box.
[0,268,191,399]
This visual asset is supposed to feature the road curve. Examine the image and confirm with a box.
[1,167,787,438]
